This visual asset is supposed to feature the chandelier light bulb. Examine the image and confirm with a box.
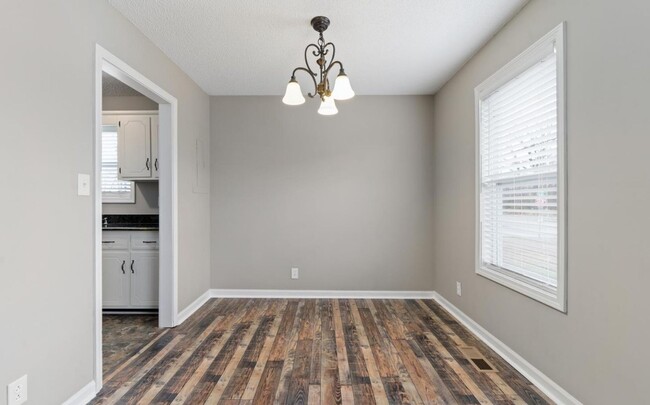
[282,78,305,105]
[332,72,355,101]
[317,97,338,116]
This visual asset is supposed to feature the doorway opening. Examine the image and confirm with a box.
[94,44,179,392]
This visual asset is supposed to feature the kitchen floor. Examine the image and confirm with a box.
[103,314,163,376]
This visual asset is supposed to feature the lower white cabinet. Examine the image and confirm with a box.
[102,231,158,309]
[102,252,130,307]
[130,252,159,307]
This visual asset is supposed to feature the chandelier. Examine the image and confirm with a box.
[282,16,355,115]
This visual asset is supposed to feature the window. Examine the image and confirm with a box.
[475,23,566,311]
[102,125,135,203]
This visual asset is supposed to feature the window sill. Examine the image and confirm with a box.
[102,198,136,204]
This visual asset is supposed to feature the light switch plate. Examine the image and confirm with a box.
[78,173,90,196]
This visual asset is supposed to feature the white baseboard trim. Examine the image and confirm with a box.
[61,380,96,405]
[210,289,435,299]
[431,292,581,405]
[176,289,212,325]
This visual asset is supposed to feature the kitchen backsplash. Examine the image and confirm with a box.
[103,181,159,215]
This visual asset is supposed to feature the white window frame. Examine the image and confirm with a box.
[101,118,135,203]
[474,22,567,312]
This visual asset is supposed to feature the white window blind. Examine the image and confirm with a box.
[102,125,135,203]
[476,24,566,311]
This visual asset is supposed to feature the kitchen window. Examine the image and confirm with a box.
[102,125,135,203]
[475,23,566,311]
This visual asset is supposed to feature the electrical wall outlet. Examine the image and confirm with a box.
[291,267,299,280]
[7,375,27,405]
[456,281,462,296]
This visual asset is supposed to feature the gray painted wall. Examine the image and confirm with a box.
[0,1,210,404]
[431,0,650,403]
[210,96,436,291]
[103,95,158,111]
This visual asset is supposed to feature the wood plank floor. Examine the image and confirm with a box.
[103,314,164,376]
[92,298,553,404]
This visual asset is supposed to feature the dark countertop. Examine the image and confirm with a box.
[103,227,159,231]
[102,214,159,230]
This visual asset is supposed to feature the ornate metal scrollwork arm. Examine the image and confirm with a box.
[324,60,344,83]
[291,67,318,98]
[304,43,320,76]
[324,42,336,70]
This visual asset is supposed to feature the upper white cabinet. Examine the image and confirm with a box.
[119,115,151,179]
[151,115,160,179]
[103,112,158,181]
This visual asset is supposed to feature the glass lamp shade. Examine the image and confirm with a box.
[332,73,355,100]
[282,79,306,105]
[317,97,338,116]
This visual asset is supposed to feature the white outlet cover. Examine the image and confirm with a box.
[7,374,27,405]
[456,281,462,296]
[78,173,90,196]
[291,267,299,279]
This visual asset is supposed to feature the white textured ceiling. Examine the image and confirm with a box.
[108,0,527,96]
[102,72,145,97]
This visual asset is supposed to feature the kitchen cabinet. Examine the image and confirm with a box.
[151,115,160,179]
[130,252,159,307]
[102,230,158,309]
[103,112,158,181]
[102,251,130,307]
[118,115,151,179]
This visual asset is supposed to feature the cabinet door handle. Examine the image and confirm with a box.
[154,158,158,171]
[121,260,126,274]
[102,241,115,244]
[130,260,135,274]
[142,241,157,244]
[146,158,150,170]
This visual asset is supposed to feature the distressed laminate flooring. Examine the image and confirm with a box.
[92,298,552,404]
[103,314,163,376]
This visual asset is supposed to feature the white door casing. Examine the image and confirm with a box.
[95,43,178,393]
